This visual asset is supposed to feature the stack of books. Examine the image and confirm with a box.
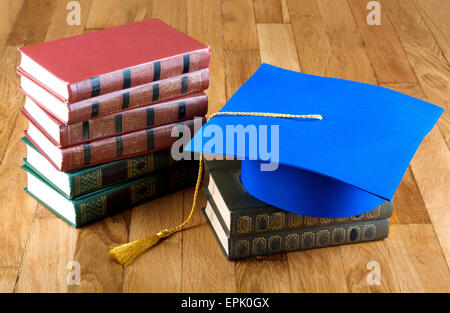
[18,19,210,228]
[203,160,393,260]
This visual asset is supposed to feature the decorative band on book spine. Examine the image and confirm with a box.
[122,68,131,89]
[91,102,99,118]
[146,107,154,126]
[115,136,123,157]
[90,77,101,97]
[146,129,154,150]
[178,101,186,120]
[74,168,102,196]
[122,92,130,109]
[182,54,190,74]
[181,76,189,94]
[114,114,122,133]
[82,143,91,165]
[79,195,107,226]
[152,84,160,102]
[153,61,161,81]
[82,121,90,140]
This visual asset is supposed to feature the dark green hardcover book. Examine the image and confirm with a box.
[21,136,177,199]
[204,160,393,237]
[203,197,390,260]
[22,161,198,228]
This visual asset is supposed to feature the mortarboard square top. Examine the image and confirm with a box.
[186,63,443,218]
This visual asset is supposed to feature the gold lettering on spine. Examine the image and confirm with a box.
[75,176,80,195]
[101,195,107,216]
[96,169,102,188]
[81,203,87,224]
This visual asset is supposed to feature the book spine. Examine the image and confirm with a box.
[61,117,205,172]
[67,68,209,124]
[74,162,199,227]
[61,93,208,146]
[69,48,210,102]
[68,149,178,198]
[227,218,390,260]
[230,201,393,237]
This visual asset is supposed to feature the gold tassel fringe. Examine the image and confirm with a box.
[109,229,170,266]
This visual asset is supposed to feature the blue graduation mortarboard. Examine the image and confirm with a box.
[185,64,443,218]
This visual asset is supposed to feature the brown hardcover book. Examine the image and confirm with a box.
[21,92,208,147]
[25,117,205,172]
[19,68,209,124]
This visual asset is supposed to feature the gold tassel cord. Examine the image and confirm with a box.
[108,111,323,266]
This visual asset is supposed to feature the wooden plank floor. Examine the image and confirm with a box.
[0,0,449,293]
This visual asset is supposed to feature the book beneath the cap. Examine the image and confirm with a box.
[19,68,209,124]
[21,92,208,147]
[22,161,199,228]
[25,117,204,172]
[204,160,393,238]
[203,196,390,260]
[21,137,179,199]
[17,19,210,103]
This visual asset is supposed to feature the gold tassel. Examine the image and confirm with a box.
[108,112,322,265]
[109,229,170,266]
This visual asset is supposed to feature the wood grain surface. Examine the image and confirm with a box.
[0,0,448,293]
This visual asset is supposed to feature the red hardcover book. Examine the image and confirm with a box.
[18,19,210,103]
[25,117,205,172]
[19,68,209,124]
[21,92,208,147]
